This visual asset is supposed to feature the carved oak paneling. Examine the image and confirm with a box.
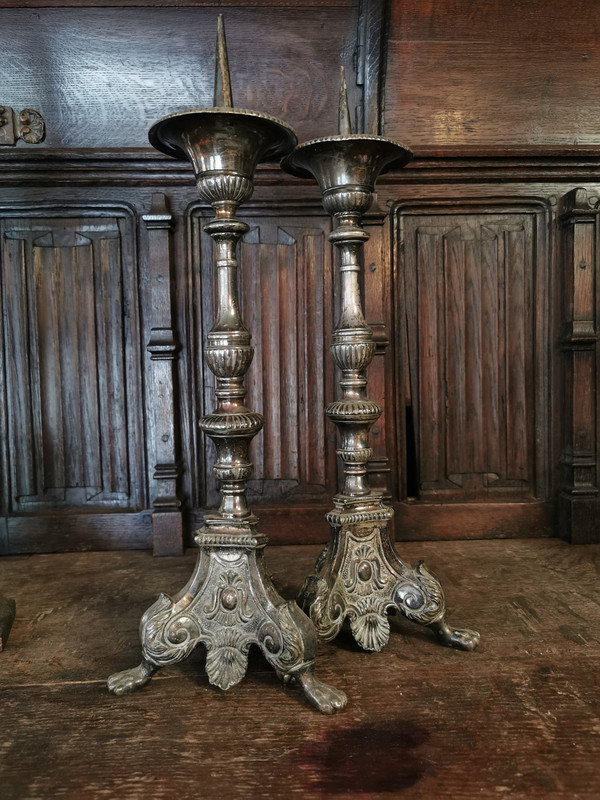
[558,189,600,543]
[188,207,336,509]
[0,209,144,518]
[2,2,597,549]
[399,203,551,504]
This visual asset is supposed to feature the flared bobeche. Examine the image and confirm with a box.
[148,107,298,178]
[282,134,413,193]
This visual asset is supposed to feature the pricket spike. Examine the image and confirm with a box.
[338,66,352,136]
[214,14,233,108]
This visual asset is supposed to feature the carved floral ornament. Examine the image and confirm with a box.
[0,106,45,146]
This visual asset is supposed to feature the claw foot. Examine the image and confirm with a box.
[431,620,480,651]
[296,669,347,715]
[107,659,157,696]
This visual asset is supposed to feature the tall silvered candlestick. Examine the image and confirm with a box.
[282,68,480,653]
[107,18,346,714]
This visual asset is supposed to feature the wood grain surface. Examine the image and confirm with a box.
[0,4,360,148]
[1,538,599,798]
[385,0,600,150]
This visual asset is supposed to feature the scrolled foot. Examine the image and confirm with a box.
[296,668,347,715]
[430,619,480,651]
[107,659,157,696]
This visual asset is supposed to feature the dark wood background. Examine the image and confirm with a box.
[1,0,599,553]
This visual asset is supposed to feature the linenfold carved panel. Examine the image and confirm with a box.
[189,208,336,507]
[0,210,144,513]
[398,203,550,502]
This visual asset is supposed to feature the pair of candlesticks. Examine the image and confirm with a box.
[108,18,479,714]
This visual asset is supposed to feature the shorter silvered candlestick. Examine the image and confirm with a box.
[282,70,480,653]
[107,18,346,714]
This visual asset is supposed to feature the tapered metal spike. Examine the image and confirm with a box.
[338,66,352,135]
[214,14,233,108]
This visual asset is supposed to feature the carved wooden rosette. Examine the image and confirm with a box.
[283,133,480,654]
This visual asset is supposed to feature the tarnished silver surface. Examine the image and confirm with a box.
[108,17,346,714]
[301,498,478,652]
[109,526,346,712]
[282,68,480,653]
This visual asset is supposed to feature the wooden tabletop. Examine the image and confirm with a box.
[1,538,599,799]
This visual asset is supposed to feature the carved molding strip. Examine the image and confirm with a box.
[4,150,600,186]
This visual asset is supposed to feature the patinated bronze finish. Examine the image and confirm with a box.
[282,69,480,653]
[0,105,45,146]
[107,18,346,714]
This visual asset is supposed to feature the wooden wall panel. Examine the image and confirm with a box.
[385,0,600,150]
[0,4,362,149]
[0,207,147,550]
[396,200,552,536]
[0,0,388,551]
